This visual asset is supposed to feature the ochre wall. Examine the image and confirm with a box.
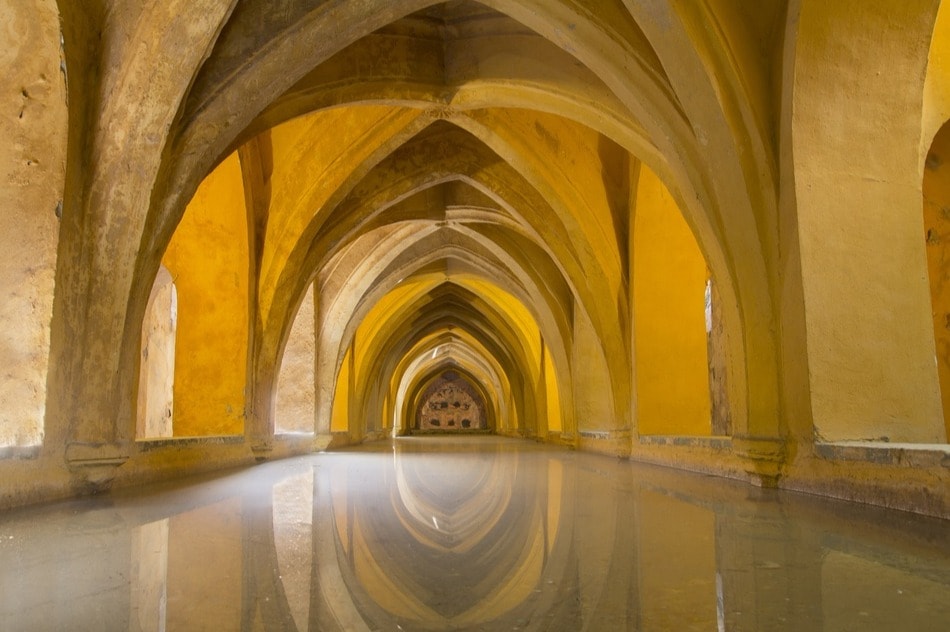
[162,153,249,436]
[793,0,943,443]
[633,167,712,436]
[544,344,562,433]
[924,120,950,442]
[331,347,352,433]
[0,0,65,448]
[923,1,950,160]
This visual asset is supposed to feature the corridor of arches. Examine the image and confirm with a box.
[2,0,950,627]
[0,0,950,601]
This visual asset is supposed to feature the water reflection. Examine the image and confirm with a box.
[0,436,948,631]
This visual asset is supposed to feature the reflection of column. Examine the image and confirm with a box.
[308,464,372,632]
[635,490,719,630]
[164,499,245,629]
[238,491,297,630]
[273,471,315,630]
[574,460,621,621]
[584,475,640,630]
[131,518,169,632]
[715,507,824,631]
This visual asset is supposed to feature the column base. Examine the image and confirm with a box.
[733,435,786,487]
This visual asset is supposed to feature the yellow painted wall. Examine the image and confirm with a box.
[162,153,249,436]
[633,167,712,436]
[260,107,421,320]
[923,0,950,157]
[924,120,950,442]
[793,0,943,443]
[331,346,352,433]
[544,343,562,432]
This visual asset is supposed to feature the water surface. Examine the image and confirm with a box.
[1,436,948,631]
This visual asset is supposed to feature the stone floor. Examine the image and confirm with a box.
[1,436,948,631]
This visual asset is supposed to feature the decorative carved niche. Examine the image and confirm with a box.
[415,371,487,431]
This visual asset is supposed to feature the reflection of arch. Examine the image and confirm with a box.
[923,119,950,443]
[391,439,516,552]
[136,266,177,439]
[317,439,580,630]
[409,368,491,433]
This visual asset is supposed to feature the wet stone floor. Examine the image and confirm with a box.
[1,436,949,631]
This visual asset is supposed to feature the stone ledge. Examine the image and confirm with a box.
[637,435,732,449]
[134,435,244,452]
[815,441,950,467]
[65,442,130,467]
[0,445,41,460]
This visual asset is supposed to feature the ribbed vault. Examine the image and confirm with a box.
[105,0,778,455]
[106,0,783,452]
[14,0,941,521]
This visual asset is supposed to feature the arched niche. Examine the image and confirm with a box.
[923,118,950,442]
[160,152,250,437]
[409,369,492,434]
[389,337,509,438]
[136,266,177,439]
[275,283,316,434]
[633,166,721,437]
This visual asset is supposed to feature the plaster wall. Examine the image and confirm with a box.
[544,345,562,433]
[276,284,316,434]
[793,0,944,443]
[572,311,617,435]
[162,153,249,437]
[923,0,950,158]
[633,167,712,436]
[0,0,65,448]
[259,106,420,319]
[331,347,352,433]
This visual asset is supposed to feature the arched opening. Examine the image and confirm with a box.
[410,368,491,434]
[389,336,510,438]
[136,266,177,439]
[160,153,250,438]
[633,165,726,437]
[923,118,950,443]
[275,283,316,435]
